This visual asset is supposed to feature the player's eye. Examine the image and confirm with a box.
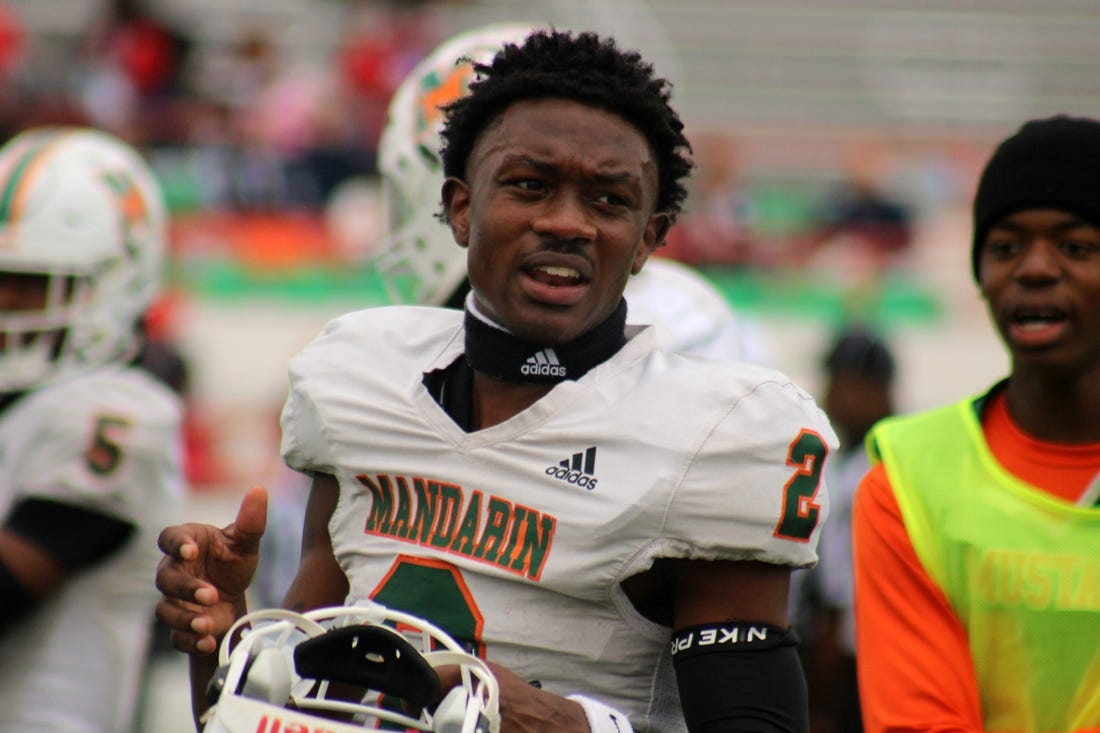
[593,192,630,208]
[515,179,545,192]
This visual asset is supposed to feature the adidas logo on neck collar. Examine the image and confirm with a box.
[521,348,566,378]
[463,296,628,385]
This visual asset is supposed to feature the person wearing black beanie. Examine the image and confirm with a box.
[971,115,1100,280]
[852,115,1100,733]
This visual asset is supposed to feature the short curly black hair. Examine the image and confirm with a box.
[439,29,694,221]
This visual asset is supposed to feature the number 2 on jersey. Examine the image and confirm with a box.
[773,429,828,542]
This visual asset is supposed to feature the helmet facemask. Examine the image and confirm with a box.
[0,269,80,389]
[201,604,501,733]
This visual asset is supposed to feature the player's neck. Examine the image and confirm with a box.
[463,295,628,385]
[1003,369,1100,443]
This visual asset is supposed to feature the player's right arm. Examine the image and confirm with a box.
[154,476,350,728]
[155,485,268,727]
[280,472,349,612]
[852,463,983,732]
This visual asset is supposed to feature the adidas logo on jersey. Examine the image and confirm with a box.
[521,347,566,378]
[546,446,599,490]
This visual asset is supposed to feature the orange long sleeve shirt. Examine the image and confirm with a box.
[852,390,1100,733]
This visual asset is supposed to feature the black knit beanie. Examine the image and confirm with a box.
[971,115,1100,281]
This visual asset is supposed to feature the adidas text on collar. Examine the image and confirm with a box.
[522,348,567,378]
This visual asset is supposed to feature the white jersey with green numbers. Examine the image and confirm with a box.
[280,305,836,733]
[0,365,185,733]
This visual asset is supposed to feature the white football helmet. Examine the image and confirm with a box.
[375,22,539,307]
[201,603,500,733]
[0,126,166,392]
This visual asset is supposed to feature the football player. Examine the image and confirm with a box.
[254,21,772,614]
[0,127,185,732]
[156,29,834,733]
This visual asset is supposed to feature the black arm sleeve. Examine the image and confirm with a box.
[6,497,136,571]
[672,623,809,733]
[0,561,37,628]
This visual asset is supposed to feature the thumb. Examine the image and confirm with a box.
[229,486,268,543]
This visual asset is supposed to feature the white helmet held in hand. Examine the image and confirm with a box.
[375,22,538,307]
[0,126,166,392]
[201,603,500,733]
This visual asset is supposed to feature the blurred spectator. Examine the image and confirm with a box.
[134,292,225,488]
[796,325,896,733]
[811,142,915,273]
[135,297,189,397]
[181,24,374,212]
[0,2,25,142]
[188,25,280,112]
[84,0,192,98]
[79,0,194,143]
[0,3,21,77]
[667,134,755,265]
[335,0,444,160]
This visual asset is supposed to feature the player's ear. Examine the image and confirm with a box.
[632,212,670,274]
[442,177,471,248]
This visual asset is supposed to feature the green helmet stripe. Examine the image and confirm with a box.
[0,129,74,224]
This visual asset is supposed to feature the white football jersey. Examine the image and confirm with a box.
[0,366,185,733]
[281,306,834,732]
[624,256,769,364]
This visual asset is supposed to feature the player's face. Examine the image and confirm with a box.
[0,271,49,309]
[0,271,51,349]
[444,97,668,345]
[978,207,1100,379]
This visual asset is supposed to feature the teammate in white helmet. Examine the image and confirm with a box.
[156,29,833,733]
[0,127,185,733]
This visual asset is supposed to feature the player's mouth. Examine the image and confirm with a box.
[522,263,590,305]
[530,265,584,286]
[1008,306,1069,348]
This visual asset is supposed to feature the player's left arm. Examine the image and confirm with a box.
[669,558,808,733]
[660,378,835,732]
